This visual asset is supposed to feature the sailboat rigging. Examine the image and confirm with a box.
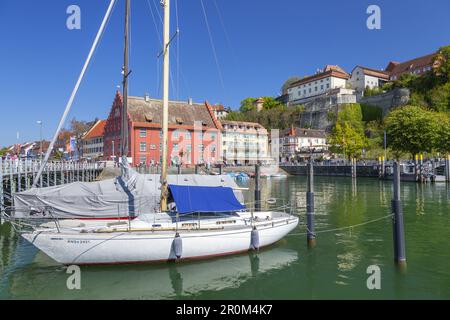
[160,0,170,212]
[121,0,130,162]
[9,0,299,265]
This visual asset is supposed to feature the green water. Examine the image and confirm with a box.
[1,176,449,299]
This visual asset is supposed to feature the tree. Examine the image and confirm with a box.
[224,100,303,131]
[0,147,9,157]
[261,97,283,110]
[70,118,91,157]
[239,98,257,112]
[436,113,450,155]
[434,45,450,81]
[329,121,366,158]
[329,104,367,158]
[384,105,441,158]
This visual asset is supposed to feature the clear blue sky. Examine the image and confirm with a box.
[0,0,449,147]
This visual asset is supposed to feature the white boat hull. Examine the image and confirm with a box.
[21,213,298,265]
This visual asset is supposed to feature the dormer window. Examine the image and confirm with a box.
[176,117,183,125]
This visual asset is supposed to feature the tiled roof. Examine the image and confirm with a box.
[127,96,218,129]
[354,66,390,80]
[281,127,327,139]
[210,104,225,111]
[221,120,267,130]
[385,52,437,78]
[288,65,349,89]
[83,120,106,140]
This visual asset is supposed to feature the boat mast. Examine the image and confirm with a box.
[160,0,170,211]
[121,0,130,162]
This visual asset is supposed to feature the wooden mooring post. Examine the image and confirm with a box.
[392,161,407,268]
[254,163,261,212]
[306,158,316,247]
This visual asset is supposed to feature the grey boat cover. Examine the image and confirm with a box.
[13,164,244,219]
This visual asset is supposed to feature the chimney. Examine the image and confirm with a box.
[144,93,150,102]
[188,97,193,105]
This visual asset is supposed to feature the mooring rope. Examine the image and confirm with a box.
[287,213,393,237]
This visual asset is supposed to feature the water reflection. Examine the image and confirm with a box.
[3,244,298,299]
[2,176,450,299]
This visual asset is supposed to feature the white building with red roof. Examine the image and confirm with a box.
[82,119,106,160]
[350,66,390,92]
[286,65,351,105]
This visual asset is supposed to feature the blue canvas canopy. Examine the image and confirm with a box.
[169,185,246,214]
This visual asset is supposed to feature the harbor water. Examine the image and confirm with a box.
[1,176,449,299]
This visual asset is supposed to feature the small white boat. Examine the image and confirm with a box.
[22,210,298,265]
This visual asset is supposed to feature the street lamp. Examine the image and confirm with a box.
[36,120,43,162]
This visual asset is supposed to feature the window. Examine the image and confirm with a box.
[149,144,156,150]
[321,85,324,90]
[304,89,306,95]
[326,84,330,89]
[139,128,146,138]
[315,87,318,92]
[140,142,146,152]
[173,143,178,152]
[210,133,216,141]
[139,155,146,164]
[309,88,312,93]
[173,131,179,139]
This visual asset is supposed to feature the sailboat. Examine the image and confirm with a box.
[15,0,298,265]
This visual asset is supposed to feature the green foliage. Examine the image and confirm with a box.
[427,82,450,112]
[381,82,394,91]
[329,104,367,158]
[436,113,450,155]
[239,97,284,113]
[360,104,383,122]
[390,45,450,112]
[434,45,450,81]
[0,147,9,157]
[384,105,442,158]
[239,98,257,112]
[225,101,304,130]
[262,97,284,110]
[363,86,383,97]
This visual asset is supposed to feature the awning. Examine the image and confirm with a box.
[168,185,246,214]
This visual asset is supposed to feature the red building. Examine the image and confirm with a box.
[103,92,222,167]
[385,52,439,81]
